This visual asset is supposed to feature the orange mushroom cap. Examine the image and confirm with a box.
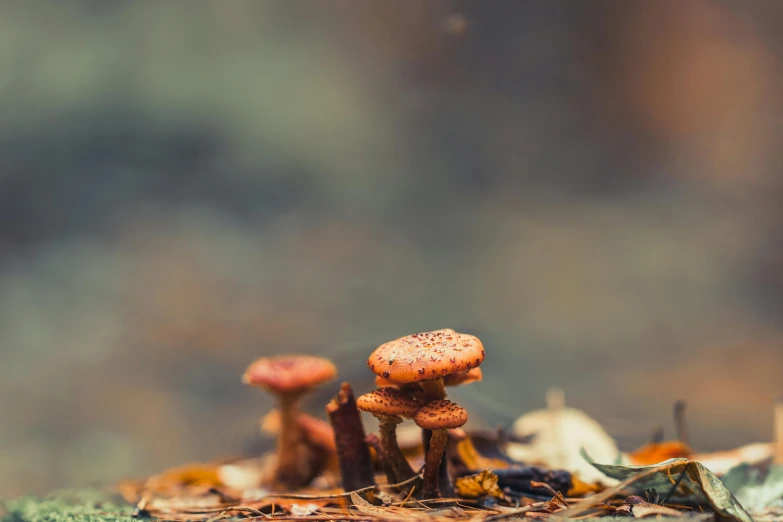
[243,355,337,394]
[414,399,468,430]
[375,375,399,388]
[628,441,691,465]
[368,329,485,384]
[376,369,481,388]
[356,388,420,418]
[443,367,483,386]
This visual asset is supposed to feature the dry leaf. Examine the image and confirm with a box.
[454,470,505,499]
[350,491,427,520]
[507,389,623,484]
[217,455,275,490]
[145,462,222,489]
[289,503,320,516]
[567,474,605,496]
[567,458,753,522]
[455,437,510,471]
[630,502,687,518]
[694,442,775,476]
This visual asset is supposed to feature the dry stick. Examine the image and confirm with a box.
[674,400,689,447]
[661,467,688,504]
[775,396,783,465]
[259,472,425,501]
[326,382,376,491]
[259,485,376,500]
[482,502,549,521]
[204,506,268,522]
[243,514,378,522]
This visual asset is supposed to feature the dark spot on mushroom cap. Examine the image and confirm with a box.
[413,399,468,429]
[356,388,420,417]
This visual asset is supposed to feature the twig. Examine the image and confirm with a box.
[482,502,548,521]
[661,467,687,505]
[327,382,376,491]
[259,485,376,500]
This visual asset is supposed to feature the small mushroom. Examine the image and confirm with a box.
[367,329,485,403]
[356,388,420,484]
[414,399,468,498]
[243,355,337,487]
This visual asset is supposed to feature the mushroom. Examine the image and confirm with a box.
[260,408,337,453]
[243,355,337,487]
[414,400,468,498]
[367,329,485,403]
[356,388,420,484]
[375,367,481,393]
[443,367,483,387]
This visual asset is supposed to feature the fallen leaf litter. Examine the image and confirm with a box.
[117,329,782,522]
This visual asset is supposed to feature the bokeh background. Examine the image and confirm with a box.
[2,0,783,498]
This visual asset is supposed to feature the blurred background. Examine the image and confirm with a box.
[1,0,783,498]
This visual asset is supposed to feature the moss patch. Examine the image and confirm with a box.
[1,490,137,522]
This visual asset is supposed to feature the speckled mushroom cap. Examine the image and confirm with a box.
[414,400,468,430]
[356,388,420,418]
[377,369,480,388]
[375,375,399,388]
[443,367,483,387]
[368,329,485,384]
[243,355,337,393]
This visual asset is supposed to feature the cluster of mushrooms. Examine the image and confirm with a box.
[243,328,485,499]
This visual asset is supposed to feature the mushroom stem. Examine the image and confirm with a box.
[365,433,397,485]
[422,429,448,498]
[419,380,446,495]
[420,379,446,403]
[378,415,417,484]
[275,393,307,487]
[326,382,376,491]
[437,433,455,498]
